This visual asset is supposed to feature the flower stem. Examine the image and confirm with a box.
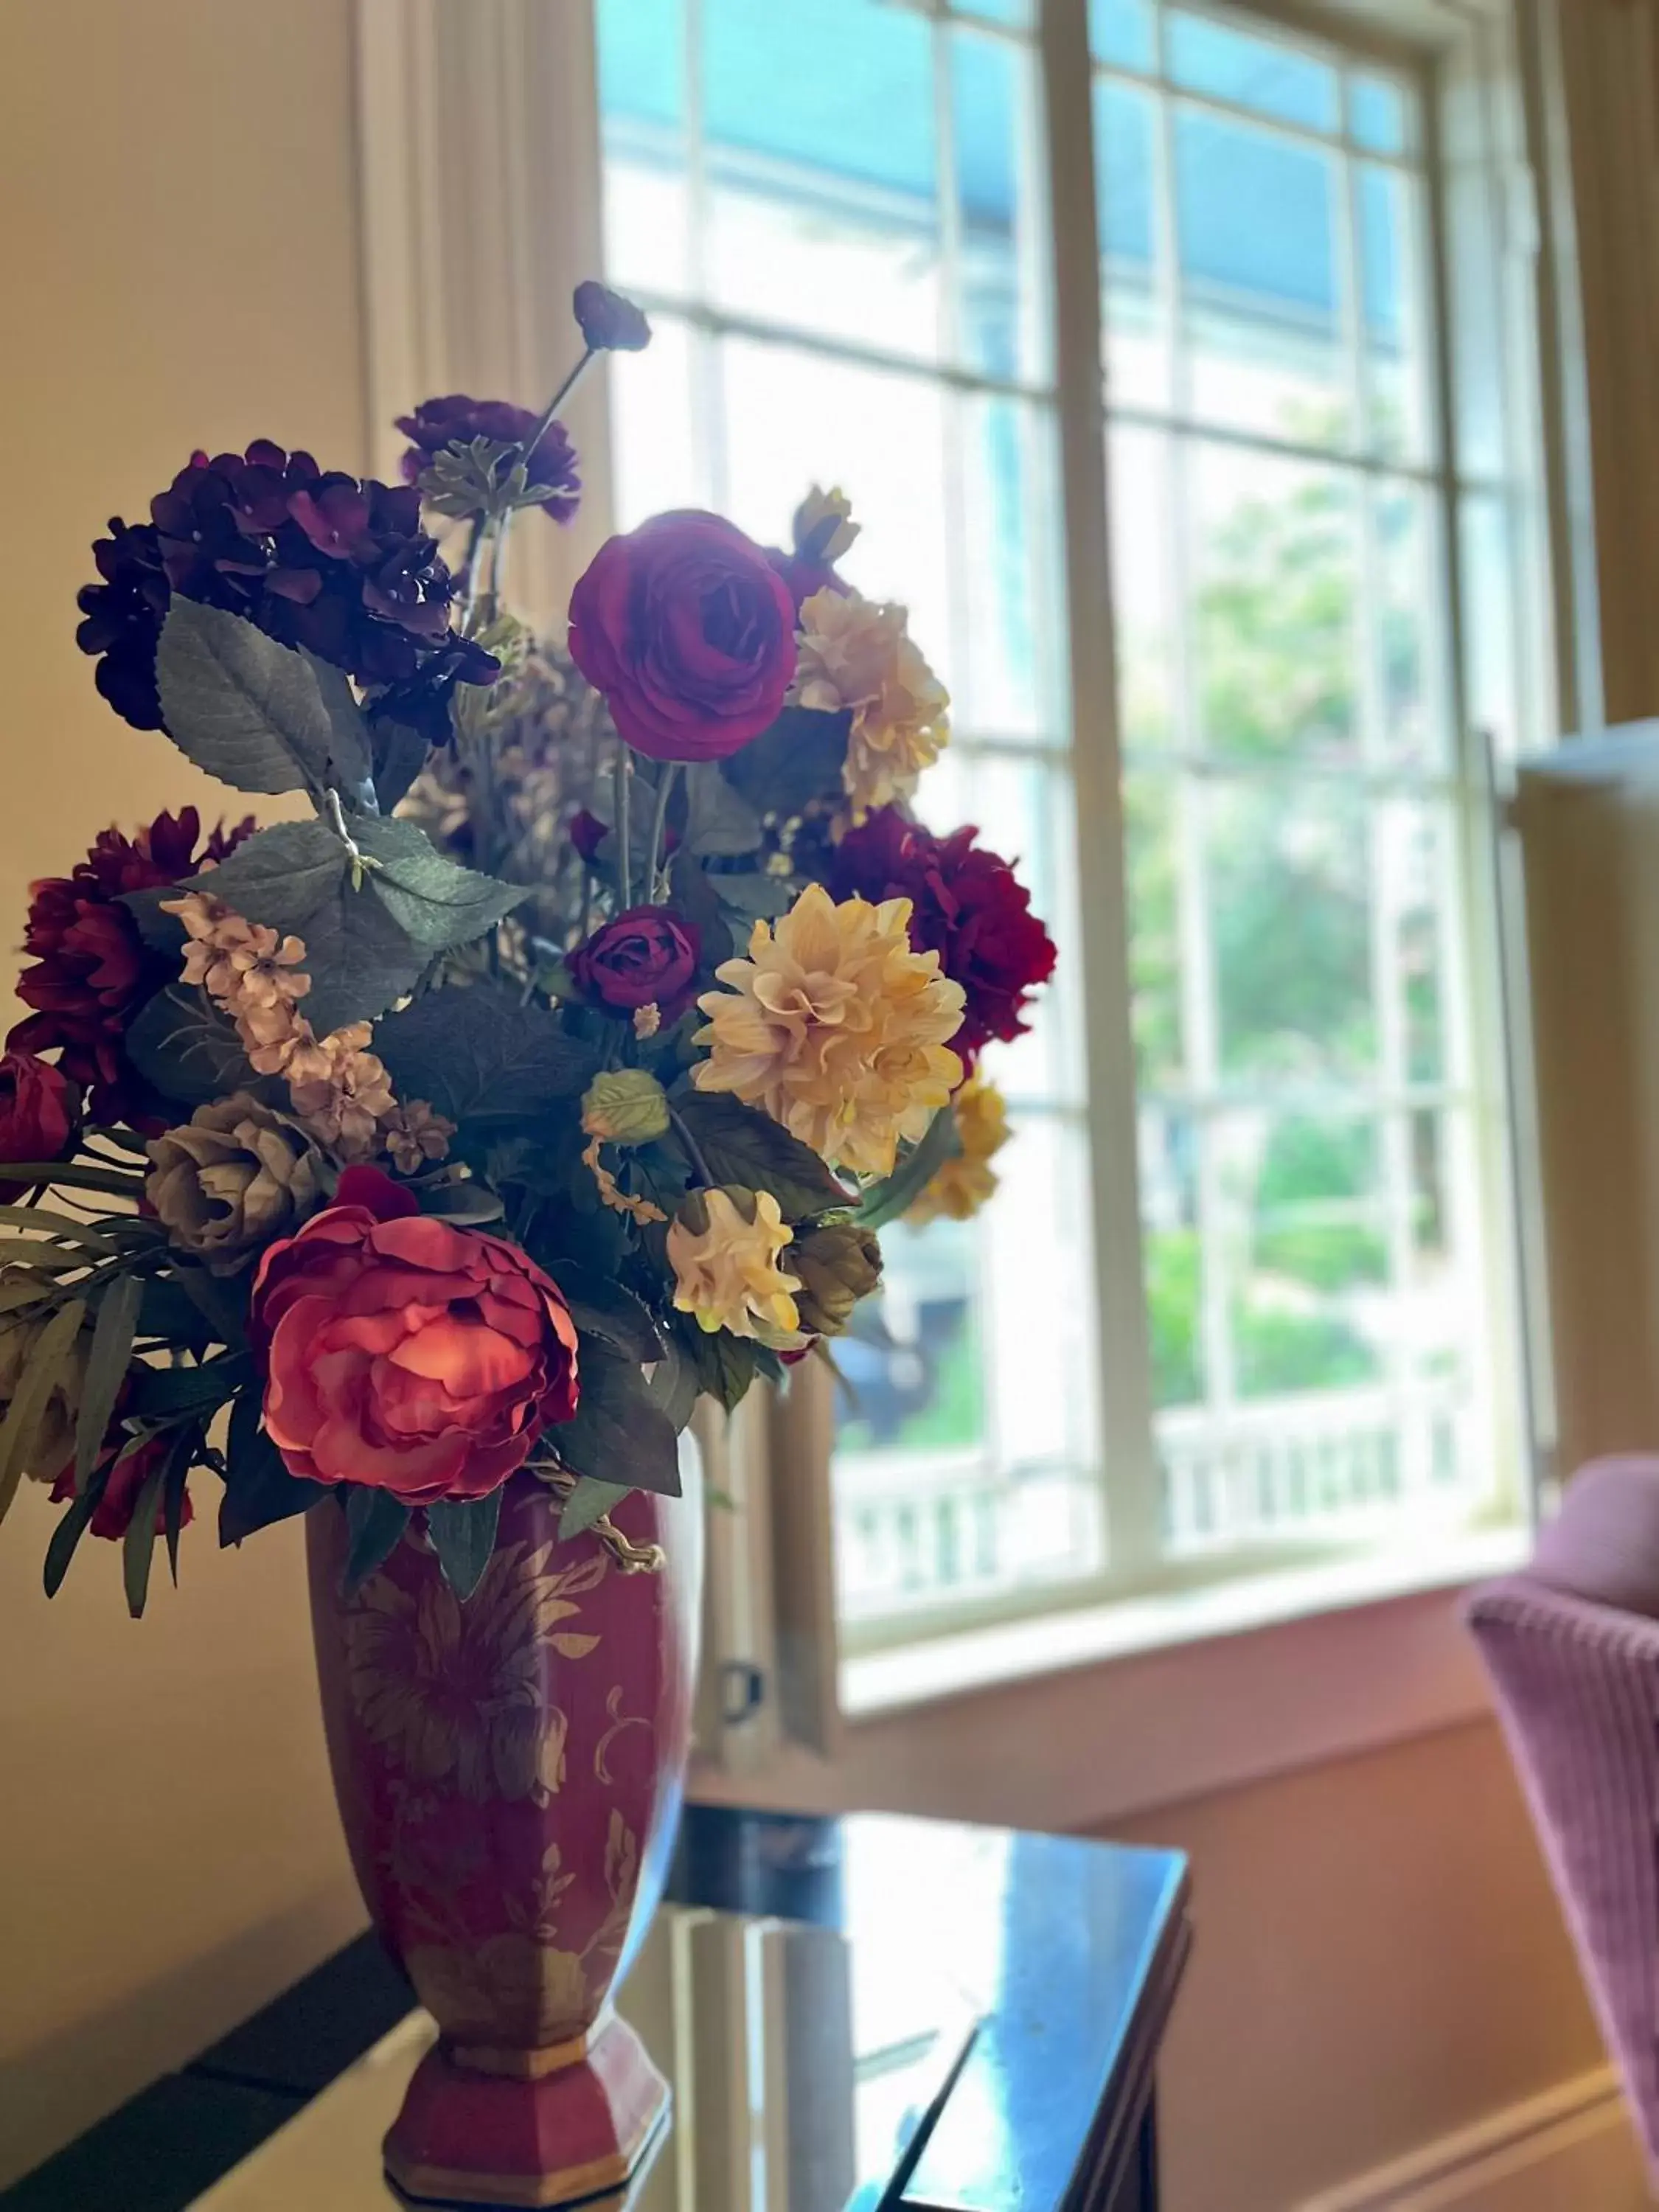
[668,1105,714,1190]
[646,764,679,900]
[615,743,633,907]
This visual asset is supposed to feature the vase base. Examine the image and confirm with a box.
[383,2014,669,2209]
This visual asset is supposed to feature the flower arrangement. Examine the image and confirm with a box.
[1,283,1054,1614]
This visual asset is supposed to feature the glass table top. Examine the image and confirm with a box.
[7,1809,1189,2212]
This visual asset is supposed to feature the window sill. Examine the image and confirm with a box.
[690,1524,1529,1834]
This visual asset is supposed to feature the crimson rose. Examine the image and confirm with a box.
[828,808,1057,1072]
[52,1434,193,1543]
[568,511,797,762]
[568,906,700,1020]
[250,1166,580,1505]
[0,1051,80,1198]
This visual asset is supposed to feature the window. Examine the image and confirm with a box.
[596,0,1535,1649]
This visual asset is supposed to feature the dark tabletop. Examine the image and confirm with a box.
[1,1805,1190,2212]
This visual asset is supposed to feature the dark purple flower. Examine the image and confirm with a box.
[569,809,608,865]
[395,394,582,525]
[77,441,498,735]
[572,281,652,354]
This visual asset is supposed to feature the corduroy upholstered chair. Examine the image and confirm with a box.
[1467,1457,1659,2180]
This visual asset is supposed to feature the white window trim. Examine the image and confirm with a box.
[351,0,1580,1816]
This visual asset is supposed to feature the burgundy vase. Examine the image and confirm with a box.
[307,1447,702,2208]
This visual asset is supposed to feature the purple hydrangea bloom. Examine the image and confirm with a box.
[395,394,582,524]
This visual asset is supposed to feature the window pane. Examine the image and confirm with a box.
[1167,13,1339,133]
[951,27,1050,383]
[956,393,1062,739]
[1177,111,1347,444]
[1096,80,1169,408]
[1359,163,1430,463]
[1110,425,1176,753]
[597,0,691,296]
[1349,72,1410,156]
[1191,447,1360,765]
[968,756,1086,1109]
[1090,0,1155,72]
[703,0,942,361]
[1371,482,1444,769]
[1141,1105,1206,1409]
[608,310,703,526]
[1377,796,1458,1088]
[1125,768,1186,1089]
[956,0,1034,32]
[1208,777,1375,1084]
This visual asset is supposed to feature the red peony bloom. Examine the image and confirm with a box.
[51,1433,194,1543]
[568,512,797,762]
[568,905,700,1020]
[0,1051,80,1199]
[250,1165,580,1506]
[396,394,581,524]
[827,808,1057,1074]
[7,807,254,1126]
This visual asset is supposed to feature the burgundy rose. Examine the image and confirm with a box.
[7,807,253,1125]
[572,280,652,354]
[568,906,700,1020]
[250,1165,580,1506]
[396,394,582,525]
[828,809,1057,1073]
[0,1051,80,1198]
[52,1433,194,1543]
[568,511,797,762]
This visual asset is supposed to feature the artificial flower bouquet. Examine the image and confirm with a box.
[0,282,1054,1615]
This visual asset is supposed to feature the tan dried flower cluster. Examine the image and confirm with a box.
[793,586,950,821]
[692,882,964,1178]
[161,892,454,1169]
[905,1074,1010,1227]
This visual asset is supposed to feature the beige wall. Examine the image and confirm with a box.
[0,4,1622,2207]
[1114,1719,1612,2211]
[0,0,369,2187]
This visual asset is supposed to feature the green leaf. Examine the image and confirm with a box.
[671,1314,758,1414]
[126,1352,250,1421]
[418,1180,507,1225]
[375,986,599,1124]
[175,818,349,936]
[722,704,849,820]
[155,599,344,796]
[717,872,797,922]
[220,1388,324,1544]
[0,1297,86,1527]
[368,717,433,813]
[0,1207,122,1257]
[75,1272,142,1489]
[425,1491,502,1601]
[545,1340,682,1498]
[0,1161,147,1198]
[644,1337,698,1432]
[559,1271,667,1364]
[169,1265,250,1349]
[342,1486,411,1593]
[124,984,258,1108]
[682,762,764,858]
[43,1460,111,1598]
[667,847,734,969]
[122,1456,167,1618]
[300,653,374,799]
[559,1475,631,1542]
[853,1105,962,1231]
[162,1433,192,1586]
[672,1091,849,1220]
[358,815,529,952]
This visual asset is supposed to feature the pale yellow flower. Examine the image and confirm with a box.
[667,1186,806,1346]
[381,1099,456,1175]
[162,894,309,1017]
[906,1076,1011,1226]
[792,484,859,563]
[286,1024,398,1163]
[793,587,949,821]
[692,883,964,1178]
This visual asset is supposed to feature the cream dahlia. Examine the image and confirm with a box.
[906,1074,1011,1226]
[667,1186,805,1346]
[692,883,964,1177]
[793,586,949,820]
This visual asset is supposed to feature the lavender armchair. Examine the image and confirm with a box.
[1467,1458,1659,2177]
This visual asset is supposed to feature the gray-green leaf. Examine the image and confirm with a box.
[342,1486,411,1593]
[546,1340,682,1498]
[683,762,764,858]
[123,985,258,1108]
[375,985,599,1123]
[75,1272,142,1489]
[156,599,343,796]
[358,815,529,953]
[425,1492,503,1601]
[559,1475,631,1542]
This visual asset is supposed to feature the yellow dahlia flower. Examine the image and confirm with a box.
[692,883,964,1177]
[906,1076,1011,1226]
[794,587,949,821]
[667,1186,806,1347]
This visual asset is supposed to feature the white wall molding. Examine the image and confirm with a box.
[352,0,615,624]
[1295,2065,1644,2211]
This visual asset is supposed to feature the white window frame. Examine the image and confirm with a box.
[353,0,1587,1805]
